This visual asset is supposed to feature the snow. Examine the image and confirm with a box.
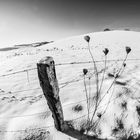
[0,30,140,139]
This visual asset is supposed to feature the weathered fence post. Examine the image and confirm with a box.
[37,56,65,131]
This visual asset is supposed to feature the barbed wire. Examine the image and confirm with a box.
[0,81,83,98]
[0,72,93,97]
[0,60,121,96]
[0,57,138,96]
[0,67,137,119]
[0,58,140,78]
[0,69,87,96]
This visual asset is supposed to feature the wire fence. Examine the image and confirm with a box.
[0,81,137,120]
[0,58,139,133]
[0,58,140,78]
[0,58,139,96]
[0,77,83,96]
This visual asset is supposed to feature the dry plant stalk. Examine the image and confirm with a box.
[83,35,131,132]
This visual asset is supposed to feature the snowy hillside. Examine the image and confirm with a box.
[0,30,140,140]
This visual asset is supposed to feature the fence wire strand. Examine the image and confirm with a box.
[0,58,140,78]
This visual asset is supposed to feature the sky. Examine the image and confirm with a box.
[0,0,140,47]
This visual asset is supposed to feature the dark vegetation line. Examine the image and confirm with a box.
[0,126,54,133]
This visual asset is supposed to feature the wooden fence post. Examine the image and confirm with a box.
[37,56,65,131]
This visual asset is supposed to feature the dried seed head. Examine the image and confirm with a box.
[125,46,131,54]
[84,35,90,42]
[97,113,102,118]
[103,48,109,55]
[123,63,126,67]
[83,69,88,75]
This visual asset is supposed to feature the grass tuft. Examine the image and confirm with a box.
[17,128,51,140]
[121,101,127,110]
[72,104,83,112]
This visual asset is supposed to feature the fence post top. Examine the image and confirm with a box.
[38,56,53,65]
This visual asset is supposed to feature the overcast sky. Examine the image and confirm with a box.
[0,0,140,47]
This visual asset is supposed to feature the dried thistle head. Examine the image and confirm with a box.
[84,35,90,42]
[83,68,88,75]
[123,63,126,67]
[125,46,131,54]
[103,48,109,55]
[97,112,102,118]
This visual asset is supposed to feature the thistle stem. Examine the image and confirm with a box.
[98,53,128,106]
[88,77,91,111]
[87,42,99,126]
[84,75,90,124]
[98,55,107,94]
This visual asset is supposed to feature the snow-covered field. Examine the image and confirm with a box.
[0,30,140,140]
